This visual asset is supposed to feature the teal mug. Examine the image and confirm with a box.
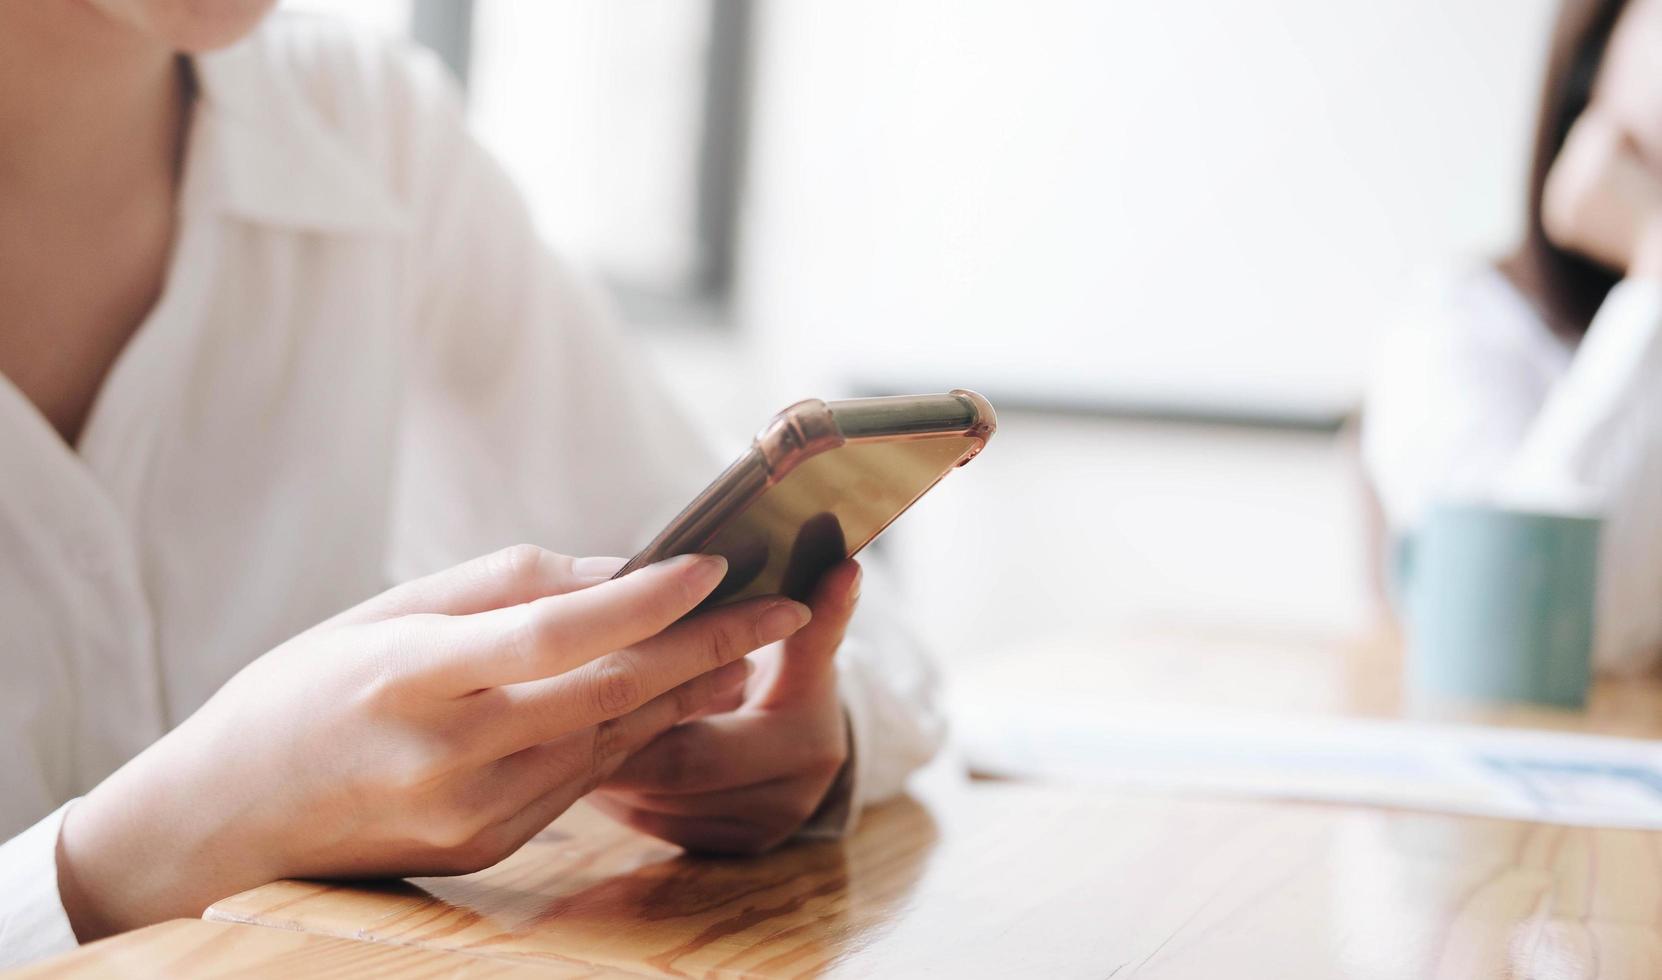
[1394,502,1601,708]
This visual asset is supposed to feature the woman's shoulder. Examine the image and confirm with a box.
[1363,265,1570,462]
[1361,266,1574,524]
[1375,265,1574,382]
[254,15,456,123]
[197,14,469,215]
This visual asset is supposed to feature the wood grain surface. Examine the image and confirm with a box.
[1,917,629,978]
[203,775,1662,979]
[201,626,1662,978]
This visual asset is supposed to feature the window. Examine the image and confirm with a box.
[282,0,747,323]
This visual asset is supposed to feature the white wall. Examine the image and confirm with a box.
[638,2,1564,656]
[883,415,1378,664]
[735,0,1557,417]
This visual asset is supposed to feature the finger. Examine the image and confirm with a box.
[470,657,753,818]
[481,596,809,749]
[704,528,770,605]
[600,777,810,822]
[691,675,751,719]
[779,512,847,601]
[463,664,748,859]
[328,545,623,627]
[686,644,787,719]
[603,711,816,795]
[595,779,824,851]
[711,655,754,702]
[587,800,781,856]
[414,553,729,690]
[755,559,859,711]
[589,658,756,768]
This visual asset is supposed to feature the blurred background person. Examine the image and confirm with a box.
[1363,0,1662,672]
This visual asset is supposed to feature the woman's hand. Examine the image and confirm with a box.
[590,560,861,854]
[55,545,811,941]
[1543,113,1662,279]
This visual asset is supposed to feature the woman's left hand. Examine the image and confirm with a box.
[591,561,860,853]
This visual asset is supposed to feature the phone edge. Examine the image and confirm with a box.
[613,390,996,579]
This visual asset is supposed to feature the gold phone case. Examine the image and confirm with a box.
[615,390,996,605]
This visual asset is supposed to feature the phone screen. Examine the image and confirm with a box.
[702,434,977,605]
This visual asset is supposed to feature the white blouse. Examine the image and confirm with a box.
[1363,266,1662,673]
[0,16,941,967]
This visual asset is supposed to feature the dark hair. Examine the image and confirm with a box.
[1503,0,1630,337]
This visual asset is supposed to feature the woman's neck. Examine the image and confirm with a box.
[0,3,188,209]
[0,4,193,448]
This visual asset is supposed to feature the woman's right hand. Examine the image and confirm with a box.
[54,545,811,941]
[1543,113,1662,279]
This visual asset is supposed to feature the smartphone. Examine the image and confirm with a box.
[614,390,996,606]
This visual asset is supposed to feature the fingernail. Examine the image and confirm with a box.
[848,564,863,604]
[755,600,812,643]
[572,556,628,582]
[675,553,728,593]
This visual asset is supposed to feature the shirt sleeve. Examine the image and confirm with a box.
[0,802,77,969]
[1501,282,1662,672]
[386,55,943,826]
[1362,279,1662,672]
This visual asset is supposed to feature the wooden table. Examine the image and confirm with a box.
[200,775,1662,978]
[21,622,1662,978]
[2,918,625,978]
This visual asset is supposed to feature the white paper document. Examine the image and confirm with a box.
[952,691,1662,829]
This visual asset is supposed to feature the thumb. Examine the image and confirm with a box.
[755,560,860,710]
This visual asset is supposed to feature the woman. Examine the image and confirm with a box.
[1363,0,1662,671]
[0,1,941,967]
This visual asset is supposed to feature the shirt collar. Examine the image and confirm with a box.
[188,36,408,235]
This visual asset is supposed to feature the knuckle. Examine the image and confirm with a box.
[702,620,742,670]
[493,543,549,586]
[507,603,553,675]
[589,660,642,716]
[381,759,434,798]
[423,810,484,851]
[698,624,731,671]
[380,732,468,796]
[354,667,402,716]
[351,625,421,711]
[590,718,625,772]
